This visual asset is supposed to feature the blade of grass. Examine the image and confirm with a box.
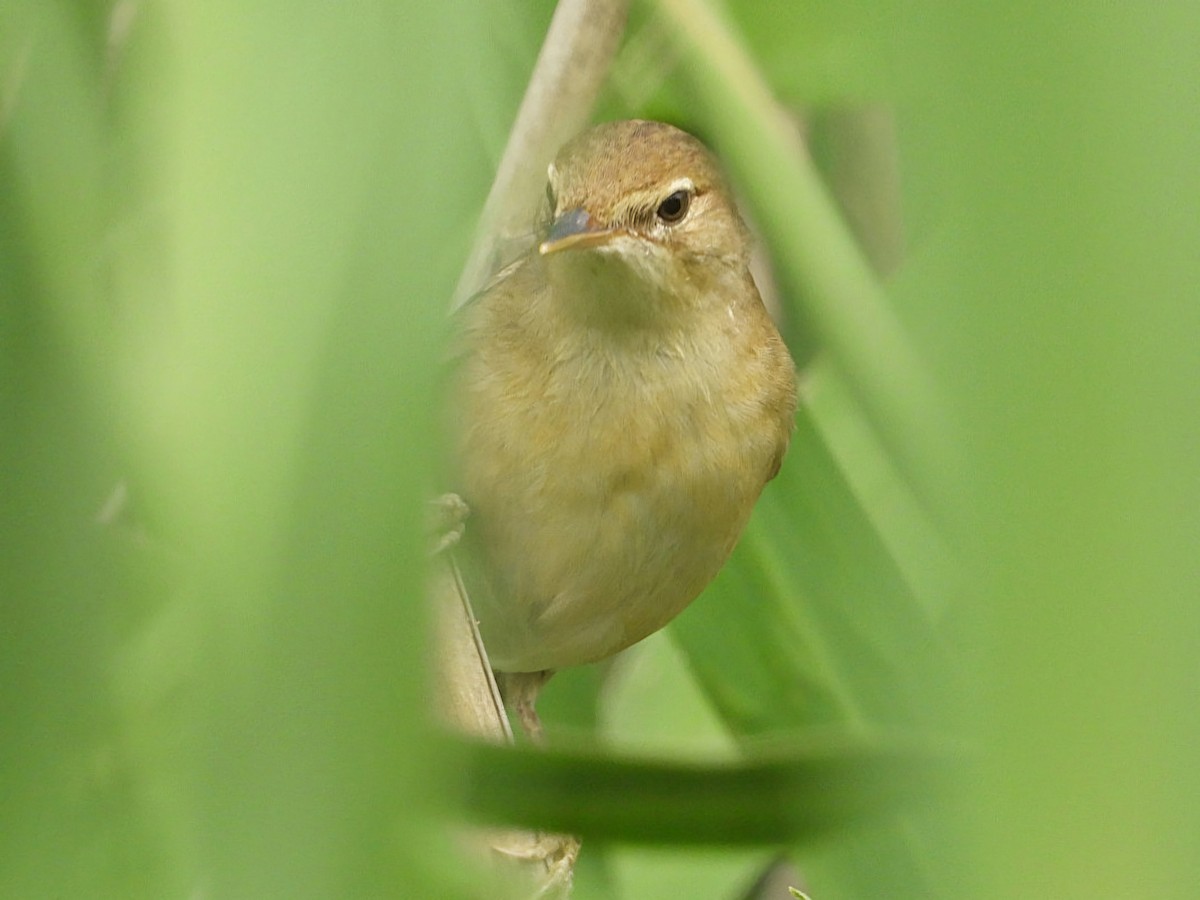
[454,734,956,845]
[653,0,951,509]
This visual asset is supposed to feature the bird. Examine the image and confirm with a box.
[453,119,797,739]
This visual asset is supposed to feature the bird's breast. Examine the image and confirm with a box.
[459,319,788,673]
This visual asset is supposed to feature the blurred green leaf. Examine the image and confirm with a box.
[1,3,141,896]
[669,402,955,896]
[3,0,491,895]
[455,734,954,845]
[723,0,887,104]
[654,0,947,497]
[596,635,764,900]
[673,406,951,737]
[150,2,484,895]
[6,0,1197,897]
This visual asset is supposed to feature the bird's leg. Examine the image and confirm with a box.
[497,669,554,744]
[492,668,580,895]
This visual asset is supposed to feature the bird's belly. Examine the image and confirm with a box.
[465,393,767,673]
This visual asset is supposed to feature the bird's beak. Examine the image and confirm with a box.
[539,208,620,255]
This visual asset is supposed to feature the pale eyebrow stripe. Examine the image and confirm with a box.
[662,176,696,196]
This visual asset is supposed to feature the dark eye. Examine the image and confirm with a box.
[656,189,691,224]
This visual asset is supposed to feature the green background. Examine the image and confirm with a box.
[2,1,1196,897]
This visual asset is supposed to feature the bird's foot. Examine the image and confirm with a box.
[493,831,580,898]
[428,492,470,555]
[497,669,555,744]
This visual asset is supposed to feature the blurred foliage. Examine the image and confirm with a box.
[2,0,1198,899]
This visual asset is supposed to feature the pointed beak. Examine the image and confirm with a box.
[539,208,621,255]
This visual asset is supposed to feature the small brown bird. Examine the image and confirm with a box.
[455,120,797,736]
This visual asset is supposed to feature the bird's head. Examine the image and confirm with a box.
[538,120,751,326]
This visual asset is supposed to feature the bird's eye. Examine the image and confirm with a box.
[656,189,691,224]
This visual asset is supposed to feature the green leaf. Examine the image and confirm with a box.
[672,403,952,737]
[454,734,954,845]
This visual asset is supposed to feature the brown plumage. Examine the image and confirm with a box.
[454,120,796,731]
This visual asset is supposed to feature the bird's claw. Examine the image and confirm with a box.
[493,831,580,898]
[428,492,470,555]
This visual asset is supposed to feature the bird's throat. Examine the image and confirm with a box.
[545,244,691,333]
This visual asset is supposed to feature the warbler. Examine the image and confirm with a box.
[454,120,797,734]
